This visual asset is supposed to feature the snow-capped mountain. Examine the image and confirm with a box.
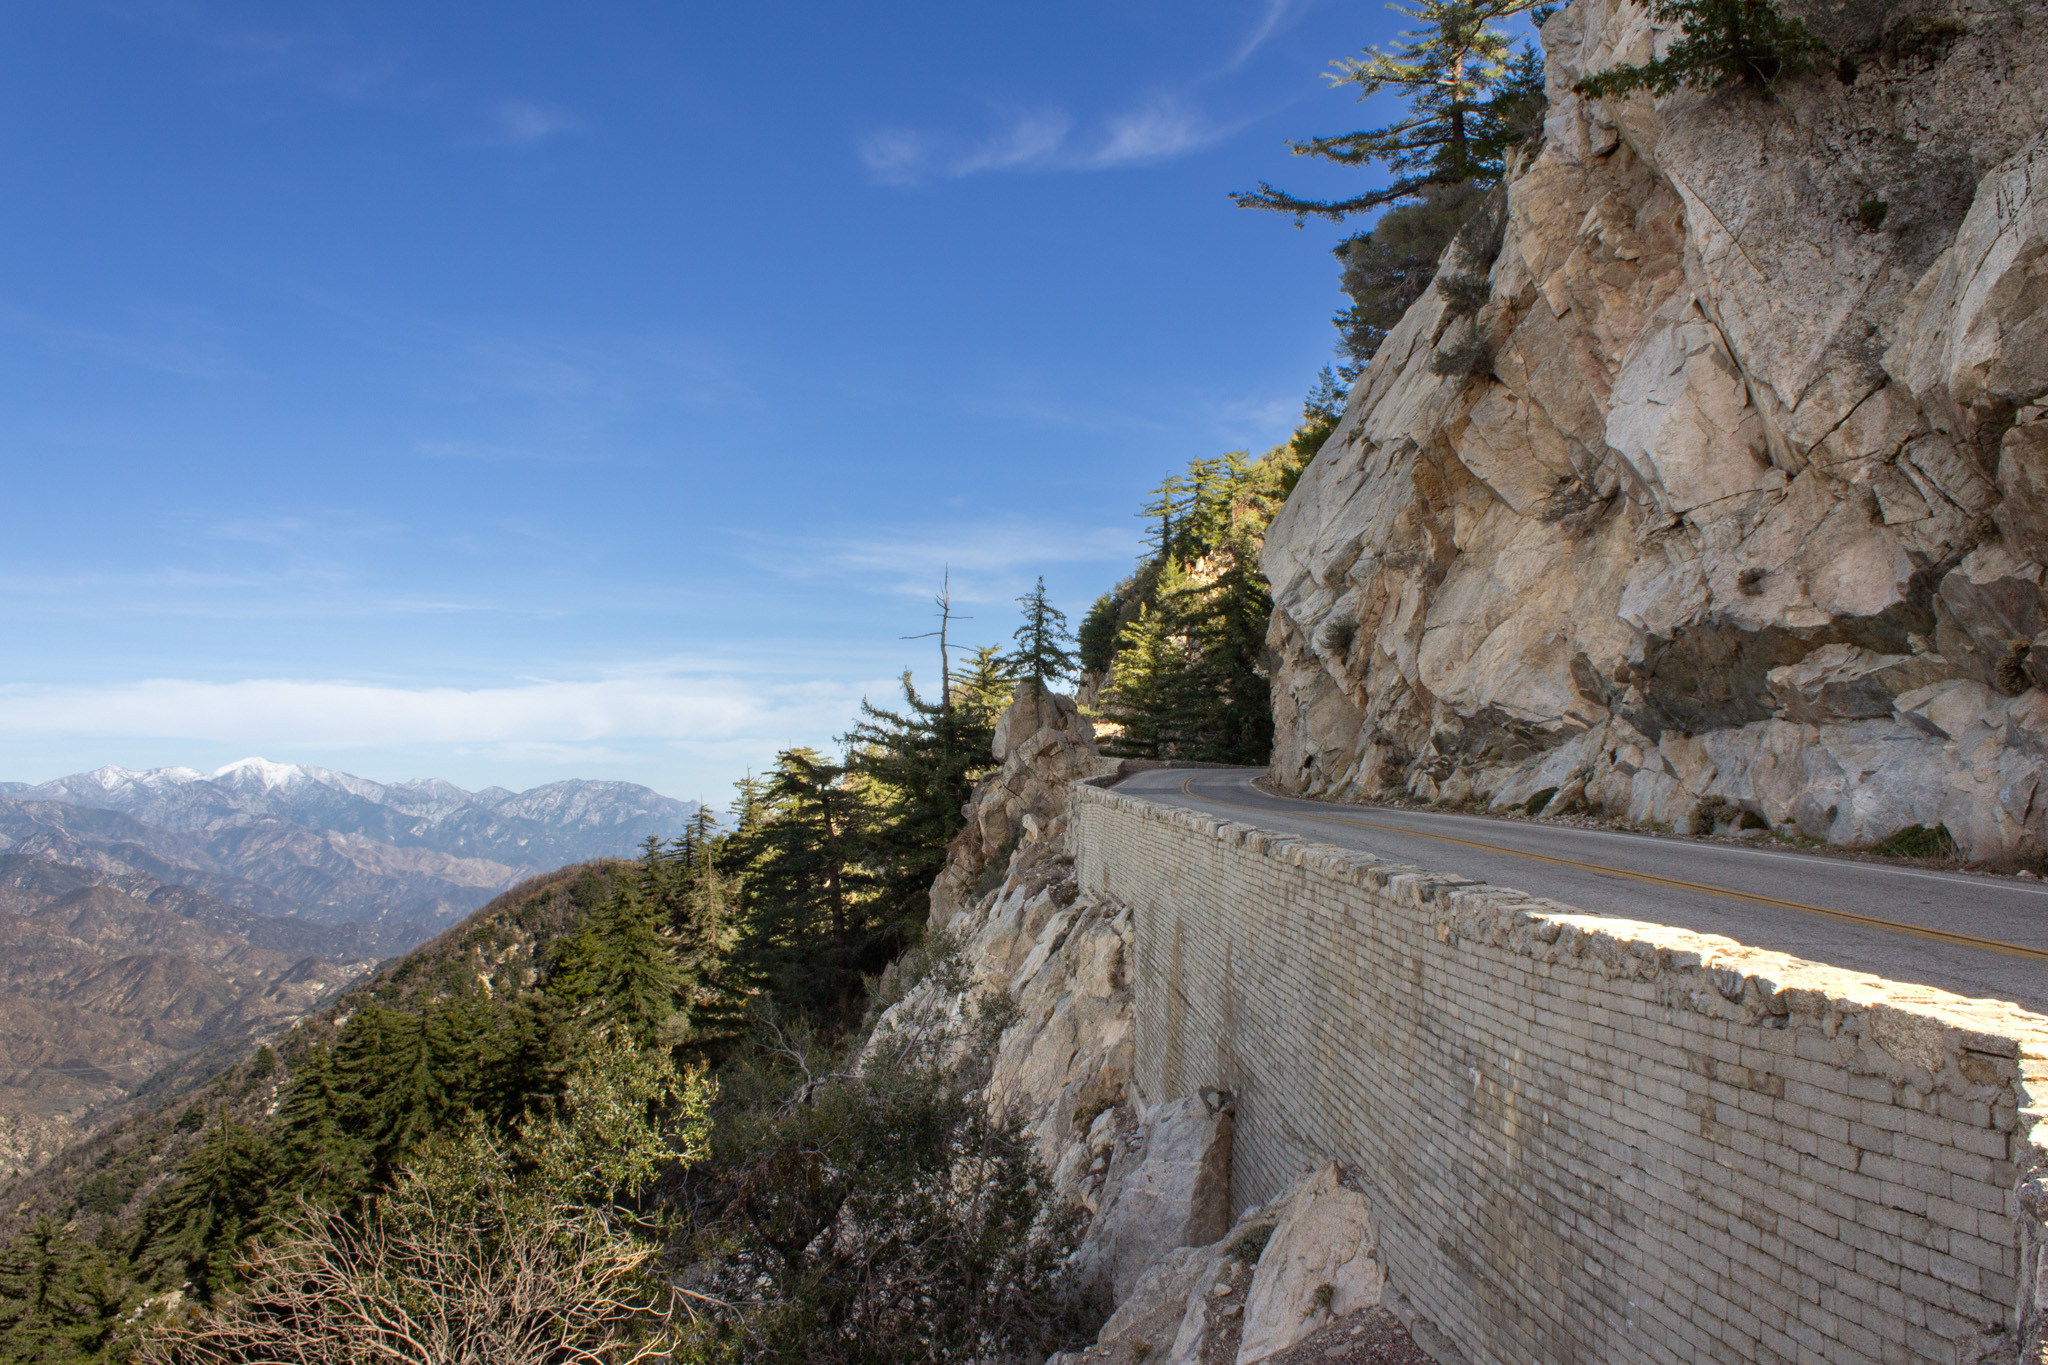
[0,762,698,950]
[13,760,694,863]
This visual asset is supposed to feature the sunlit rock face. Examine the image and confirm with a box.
[1260,0,2048,859]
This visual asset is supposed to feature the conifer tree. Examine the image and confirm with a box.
[1574,0,1825,96]
[1004,578,1078,694]
[268,1041,369,1207]
[728,748,883,1022]
[1138,476,1185,559]
[0,1217,135,1363]
[548,855,688,1051]
[1232,0,1546,224]
[956,644,1018,716]
[138,1110,270,1299]
[844,664,1004,931]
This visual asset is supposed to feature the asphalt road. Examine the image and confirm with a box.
[1113,767,2048,1017]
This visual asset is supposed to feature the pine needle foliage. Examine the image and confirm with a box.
[842,660,1008,936]
[0,1218,135,1363]
[1574,0,1828,96]
[724,749,894,1027]
[1084,436,1320,765]
[1004,577,1080,693]
[1232,1,1546,225]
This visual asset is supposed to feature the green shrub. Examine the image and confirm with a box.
[1437,271,1493,317]
[1228,1223,1276,1264]
[1691,795,1740,832]
[1575,0,1829,98]
[1871,824,1958,860]
[1523,787,1559,815]
[1430,331,1492,377]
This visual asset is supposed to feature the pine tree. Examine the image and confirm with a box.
[1574,0,1825,97]
[547,854,688,1051]
[728,748,884,1023]
[1232,0,1545,224]
[844,667,1002,931]
[1137,476,1185,559]
[137,1110,270,1298]
[0,1217,136,1363]
[955,644,1018,718]
[1329,180,1490,367]
[268,1041,369,1207]
[1003,578,1078,694]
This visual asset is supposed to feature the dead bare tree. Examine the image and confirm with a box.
[138,1194,677,1365]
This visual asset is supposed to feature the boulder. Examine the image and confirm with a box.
[929,682,1105,925]
[1764,643,1950,723]
[1235,1163,1386,1365]
[1074,1089,1235,1304]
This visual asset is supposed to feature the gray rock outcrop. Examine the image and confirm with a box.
[1261,0,2048,860]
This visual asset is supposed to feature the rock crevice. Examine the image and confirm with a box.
[1262,0,2048,859]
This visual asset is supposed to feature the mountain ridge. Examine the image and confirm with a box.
[0,761,697,948]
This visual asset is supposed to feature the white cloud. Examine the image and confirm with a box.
[0,673,874,750]
[1229,0,1305,68]
[1086,97,1215,168]
[1,305,244,381]
[860,97,1226,186]
[737,519,1137,602]
[951,111,1074,175]
[468,99,583,148]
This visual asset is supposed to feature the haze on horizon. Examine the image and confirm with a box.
[0,0,1415,804]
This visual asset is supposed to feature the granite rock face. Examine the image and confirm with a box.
[927,683,1104,924]
[1048,1164,1395,1365]
[884,689,1246,1329]
[1261,0,2048,859]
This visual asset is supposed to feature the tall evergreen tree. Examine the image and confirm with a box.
[0,1218,135,1363]
[136,1111,270,1299]
[547,855,689,1051]
[1232,0,1546,224]
[267,1041,369,1208]
[1137,476,1185,559]
[1003,578,1078,694]
[727,748,884,1023]
[844,667,1003,929]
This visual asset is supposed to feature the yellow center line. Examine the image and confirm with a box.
[1175,775,2048,963]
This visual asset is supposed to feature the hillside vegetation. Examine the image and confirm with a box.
[0,603,1095,1364]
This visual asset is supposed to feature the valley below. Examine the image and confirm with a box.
[0,761,695,1178]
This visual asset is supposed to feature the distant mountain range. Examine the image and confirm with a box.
[0,760,697,950]
[0,761,696,1179]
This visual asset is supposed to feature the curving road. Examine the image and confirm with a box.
[1112,767,2048,1016]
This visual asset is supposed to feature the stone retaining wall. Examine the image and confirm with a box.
[1071,781,2048,1365]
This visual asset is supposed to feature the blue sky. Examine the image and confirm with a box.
[0,0,1428,808]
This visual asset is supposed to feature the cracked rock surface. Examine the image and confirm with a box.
[1262,0,2048,861]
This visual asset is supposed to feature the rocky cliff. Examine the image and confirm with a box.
[884,688,1424,1363]
[1262,0,2048,860]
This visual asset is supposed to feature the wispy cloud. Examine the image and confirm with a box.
[736,519,1136,603]
[1,306,244,381]
[0,672,876,751]
[1229,0,1307,68]
[468,98,583,148]
[860,95,1229,186]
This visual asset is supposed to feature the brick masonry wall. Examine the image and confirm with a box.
[1072,782,2048,1365]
